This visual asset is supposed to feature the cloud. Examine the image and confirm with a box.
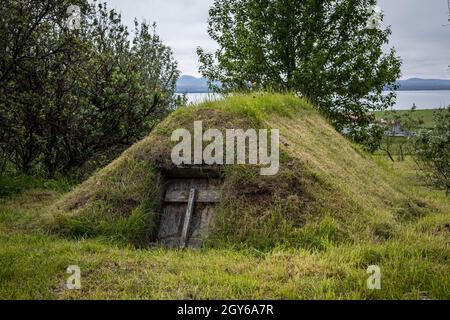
[104,0,450,79]
[379,0,450,79]
[105,0,216,76]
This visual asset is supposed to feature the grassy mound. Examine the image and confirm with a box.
[44,93,449,250]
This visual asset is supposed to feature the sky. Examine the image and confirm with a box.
[105,0,450,79]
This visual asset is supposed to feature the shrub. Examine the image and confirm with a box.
[412,107,450,194]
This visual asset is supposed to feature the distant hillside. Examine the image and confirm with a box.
[176,75,211,93]
[178,76,450,93]
[396,78,450,91]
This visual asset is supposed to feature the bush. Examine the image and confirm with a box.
[412,107,450,194]
[0,0,180,177]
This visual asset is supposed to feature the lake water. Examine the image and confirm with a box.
[184,91,450,110]
[184,93,222,105]
[394,91,450,110]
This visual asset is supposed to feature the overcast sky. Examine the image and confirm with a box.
[105,0,450,79]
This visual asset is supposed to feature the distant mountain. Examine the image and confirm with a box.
[177,76,450,93]
[176,75,211,93]
[395,78,450,91]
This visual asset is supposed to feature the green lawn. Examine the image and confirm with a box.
[374,109,438,129]
[1,95,448,300]
[0,158,449,300]
[373,109,442,158]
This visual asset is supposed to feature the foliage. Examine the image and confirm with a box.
[0,174,72,199]
[0,0,180,177]
[346,123,384,153]
[378,105,424,161]
[197,0,401,130]
[412,107,450,194]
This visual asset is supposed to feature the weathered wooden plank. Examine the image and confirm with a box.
[165,189,220,203]
[162,166,223,179]
[164,179,221,203]
[180,188,196,249]
[157,204,185,242]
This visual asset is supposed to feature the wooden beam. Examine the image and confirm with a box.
[165,189,219,203]
[164,179,221,203]
[160,166,224,179]
[180,188,196,249]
